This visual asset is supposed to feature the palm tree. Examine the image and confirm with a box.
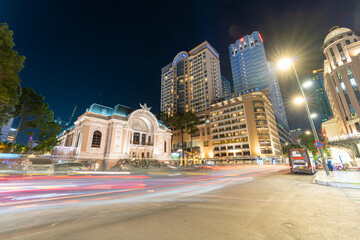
[185,112,200,158]
[165,111,199,163]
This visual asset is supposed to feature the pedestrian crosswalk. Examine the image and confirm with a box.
[343,189,360,209]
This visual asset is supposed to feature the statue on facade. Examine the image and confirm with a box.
[140,103,152,111]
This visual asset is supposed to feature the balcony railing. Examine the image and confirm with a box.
[130,141,153,146]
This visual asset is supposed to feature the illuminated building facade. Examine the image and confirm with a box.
[161,41,223,115]
[57,103,172,169]
[321,26,360,166]
[311,68,333,122]
[221,76,232,96]
[171,88,282,165]
[0,118,14,142]
[322,26,360,135]
[229,32,290,145]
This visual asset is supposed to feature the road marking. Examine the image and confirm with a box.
[147,172,171,175]
[168,173,182,176]
[185,173,208,175]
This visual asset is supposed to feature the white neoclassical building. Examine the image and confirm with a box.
[57,103,172,169]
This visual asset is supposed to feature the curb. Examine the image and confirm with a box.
[314,175,360,189]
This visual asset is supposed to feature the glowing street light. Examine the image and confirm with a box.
[277,58,292,70]
[278,57,329,175]
[293,96,305,105]
[305,130,311,135]
[311,113,317,118]
[303,81,313,88]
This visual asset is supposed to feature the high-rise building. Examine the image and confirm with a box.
[221,76,231,96]
[311,68,333,122]
[171,88,282,165]
[229,31,290,144]
[322,26,360,135]
[161,41,223,115]
[0,118,14,142]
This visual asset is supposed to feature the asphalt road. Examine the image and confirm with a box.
[1,166,360,240]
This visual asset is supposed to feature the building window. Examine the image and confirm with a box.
[91,130,102,148]
[337,71,354,114]
[204,141,209,147]
[164,141,167,153]
[148,136,151,144]
[329,48,337,66]
[133,132,140,144]
[336,43,346,61]
[333,77,347,119]
[345,40,351,45]
[141,134,146,144]
[346,66,360,106]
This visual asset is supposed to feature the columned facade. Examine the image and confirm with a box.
[57,103,172,169]
[322,26,360,135]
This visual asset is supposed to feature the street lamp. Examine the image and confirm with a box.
[278,57,330,175]
[310,113,317,119]
[303,81,313,88]
[293,96,305,105]
[305,130,311,135]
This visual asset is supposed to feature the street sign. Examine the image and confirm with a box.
[314,141,324,149]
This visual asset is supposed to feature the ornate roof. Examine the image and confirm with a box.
[324,26,352,43]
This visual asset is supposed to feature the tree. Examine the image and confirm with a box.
[0,23,26,126]
[165,111,199,162]
[10,87,53,152]
[185,112,200,157]
[33,121,62,154]
[282,143,300,155]
[298,133,318,158]
[156,110,168,122]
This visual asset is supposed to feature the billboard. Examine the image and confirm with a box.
[52,146,77,157]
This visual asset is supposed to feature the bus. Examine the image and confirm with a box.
[288,149,316,175]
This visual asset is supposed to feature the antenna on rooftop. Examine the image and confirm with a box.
[55,106,77,130]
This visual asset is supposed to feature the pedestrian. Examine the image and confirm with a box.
[327,159,333,171]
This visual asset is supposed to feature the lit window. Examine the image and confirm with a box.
[91,131,102,148]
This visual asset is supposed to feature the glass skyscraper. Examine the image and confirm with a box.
[229,31,290,144]
[311,68,333,122]
[221,76,231,96]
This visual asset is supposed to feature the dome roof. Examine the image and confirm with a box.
[324,26,352,43]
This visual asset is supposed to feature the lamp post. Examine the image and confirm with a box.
[278,58,330,175]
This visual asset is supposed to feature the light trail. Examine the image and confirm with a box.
[0,166,286,209]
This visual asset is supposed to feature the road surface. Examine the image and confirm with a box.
[0,165,359,239]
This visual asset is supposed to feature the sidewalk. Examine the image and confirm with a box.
[315,170,360,189]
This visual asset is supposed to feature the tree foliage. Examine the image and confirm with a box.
[0,141,28,153]
[0,23,26,126]
[10,87,53,151]
[33,121,62,154]
[298,133,320,158]
[165,111,199,157]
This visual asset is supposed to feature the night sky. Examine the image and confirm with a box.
[1,0,359,143]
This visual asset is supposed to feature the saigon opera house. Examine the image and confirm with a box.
[57,103,172,169]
